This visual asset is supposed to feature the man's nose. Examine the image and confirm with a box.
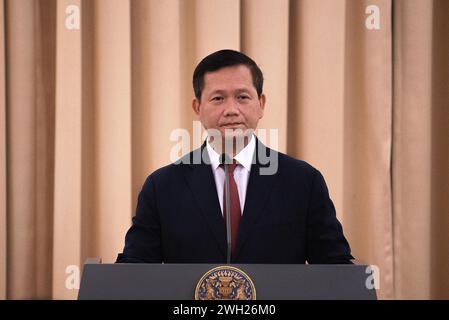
[223,100,240,116]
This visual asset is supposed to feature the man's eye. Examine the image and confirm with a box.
[212,96,224,102]
[238,95,250,100]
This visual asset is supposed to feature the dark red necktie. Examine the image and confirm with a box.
[223,161,241,256]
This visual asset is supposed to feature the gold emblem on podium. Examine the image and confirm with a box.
[195,266,256,300]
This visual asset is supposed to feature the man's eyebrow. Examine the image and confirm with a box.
[208,89,226,96]
[208,88,252,95]
[235,88,251,93]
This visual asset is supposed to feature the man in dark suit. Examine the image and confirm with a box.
[117,49,353,264]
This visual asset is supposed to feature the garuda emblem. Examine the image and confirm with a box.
[195,266,256,300]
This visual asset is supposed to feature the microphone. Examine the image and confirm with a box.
[220,153,232,264]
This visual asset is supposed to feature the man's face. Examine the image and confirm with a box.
[192,65,266,143]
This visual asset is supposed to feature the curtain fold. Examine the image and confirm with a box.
[393,0,449,299]
[53,0,82,300]
[0,0,7,301]
[93,0,132,285]
[430,0,449,300]
[242,0,290,152]
[1,0,448,299]
[35,0,56,299]
[5,0,38,300]
[131,0,184,206]
[288,0,347,207]
[343,0,394,299]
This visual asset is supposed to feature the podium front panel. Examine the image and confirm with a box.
[78,262,377,300]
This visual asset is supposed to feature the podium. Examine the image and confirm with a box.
[78,258,377,300]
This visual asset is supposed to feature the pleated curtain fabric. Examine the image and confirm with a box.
[0,0,448,299]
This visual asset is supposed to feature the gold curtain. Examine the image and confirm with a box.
[1,0,448,300]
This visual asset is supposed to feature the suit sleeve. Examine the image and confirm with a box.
[306,169,354,264]
[116,175,162,263]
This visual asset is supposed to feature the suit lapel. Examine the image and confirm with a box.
[182,144,227,258]
[235,140,278,259]
[181,139,279,260]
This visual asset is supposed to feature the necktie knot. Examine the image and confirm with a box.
[221,159,239,174]
[228,161,239,174]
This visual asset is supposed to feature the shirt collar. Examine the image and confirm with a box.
[206,134,255,172]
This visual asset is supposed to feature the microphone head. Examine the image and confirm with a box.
[220,153,232,165]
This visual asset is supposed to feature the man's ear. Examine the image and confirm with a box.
[192,98,200,115]
[258,94,266,118]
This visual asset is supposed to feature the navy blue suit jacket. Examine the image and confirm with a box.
[117,139,353,264]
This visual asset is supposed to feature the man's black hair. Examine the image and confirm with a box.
[192,49,264,101]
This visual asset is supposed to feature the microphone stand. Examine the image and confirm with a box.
[221,154,232,264]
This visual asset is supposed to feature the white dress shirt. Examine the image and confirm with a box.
[206,135,256,216]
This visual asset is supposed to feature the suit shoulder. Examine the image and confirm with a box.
[276,151,320,176]
[145,162,184,184]
[273,151,329,192]
[142,149,197,184]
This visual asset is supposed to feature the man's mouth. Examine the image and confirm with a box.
[221,123,244,128]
